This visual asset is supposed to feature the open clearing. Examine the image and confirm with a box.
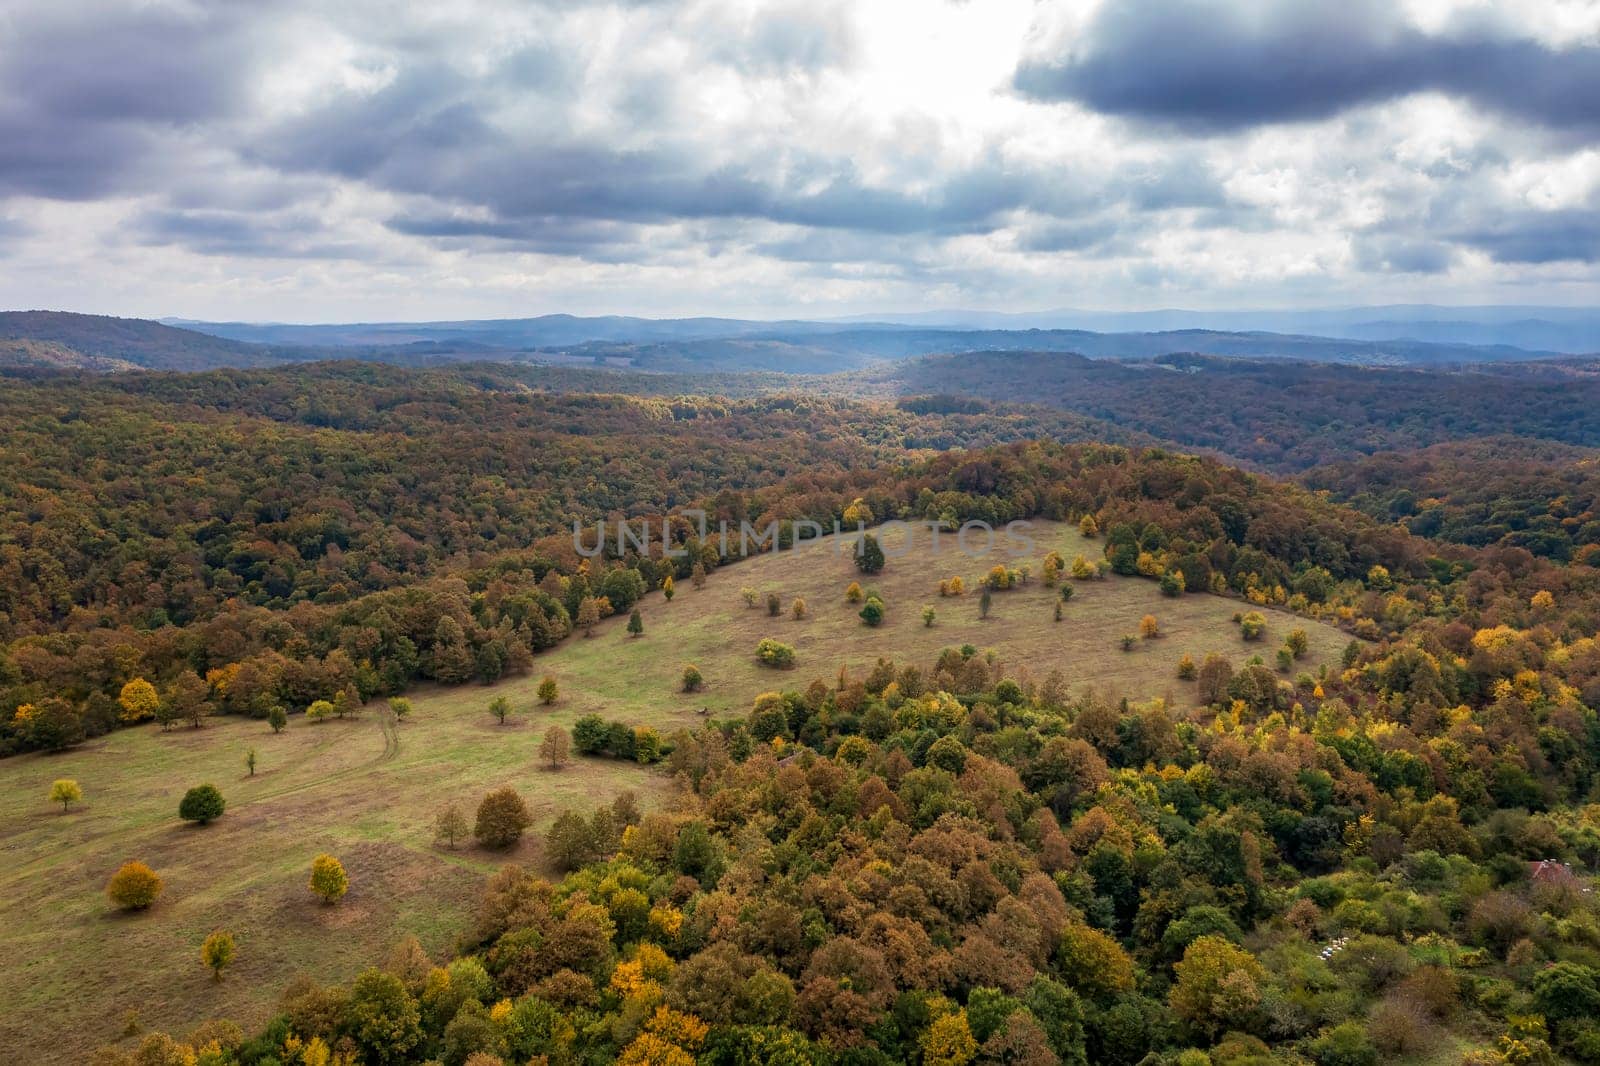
[0,519,1348,1060]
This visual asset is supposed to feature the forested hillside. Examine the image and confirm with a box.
[865,353,1600,471]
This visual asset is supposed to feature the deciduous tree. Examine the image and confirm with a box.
[309,853,349,903]
[107,861,163,910]
[49,778,82,812]
[475,787,533,848]
[541,725,571,770]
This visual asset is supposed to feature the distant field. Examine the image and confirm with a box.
[0,519,1349,1060]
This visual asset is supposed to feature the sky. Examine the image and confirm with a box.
[2,0,1600,322]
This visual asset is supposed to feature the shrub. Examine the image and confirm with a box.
[574,713,609,752]
[766,592,782,616]
[1177,654,1197,680]
[475,787,533,848]
[791,597,806,620]
[537,675,558,705]
[1309,1021,1377,1066]
[1240,612,1267,641]
[306,699,334,723]
[387,697,412,723]
[923,606,936,627]
[267,704,288,732]
[107,861,163,910]
[1160,569,1186,596]
[681,664,705,692]
[1140,615,1159,639]
[179,784,225,825]
[859,597,885,627]
[756,639,796,668]
[845,581,864,603]
[201,930,236,981]
[309,853,349,904]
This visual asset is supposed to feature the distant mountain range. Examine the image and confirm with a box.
[0,307,1589,374]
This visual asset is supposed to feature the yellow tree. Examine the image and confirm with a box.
[922,1010,978,1066]
[1170,935,1264,1038]
[309,853,349,904]
[201,929,236,981]
[118,678,160,723]
[49,778,82,812]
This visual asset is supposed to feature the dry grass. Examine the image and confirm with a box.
[0,519,1348,1060]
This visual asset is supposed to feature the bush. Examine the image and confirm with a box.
[309,853,349,903]
[475,787,533,848]
[681,664,704,692]
[859,597,885,627]
[107,861,164,910]
[756,639,796,668]
[574,713,609,752]
[1240,612,1267,641]
[1309,1021,1378,1066]
[201,930,236,981]
[178,784,225,825]
[766,592,782,616]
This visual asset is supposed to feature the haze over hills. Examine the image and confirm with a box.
[0,307,1582,374]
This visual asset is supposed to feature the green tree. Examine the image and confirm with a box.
[306,699,334,723]
[200,930,236,981]
[537,674,558,705]
[347,968,423,1065]
[178,784,225,825]
[923,605,936,627]
[546,809,598,872]
[309,853,349,903]
[1160,569,1186,597]
[49,778,82,812]
[681,663,705,692]
[859,597,885,627]
[855,534,886,574]
[573,713,609,753]
[980,587,992,619]
[387,697,412,723]
[267,704,288,733]
[489,695,512,725]
[627,608,644,637]
[245,748,257,776]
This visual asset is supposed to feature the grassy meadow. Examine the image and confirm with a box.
[0,519,1350,1059]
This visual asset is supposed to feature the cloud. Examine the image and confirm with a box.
[1014,0,1600,135]
[1453,209,1600,264]
[0,0,1596,317]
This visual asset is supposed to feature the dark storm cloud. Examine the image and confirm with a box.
[1453,209,1600,264]
[1014,0,1600,134]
